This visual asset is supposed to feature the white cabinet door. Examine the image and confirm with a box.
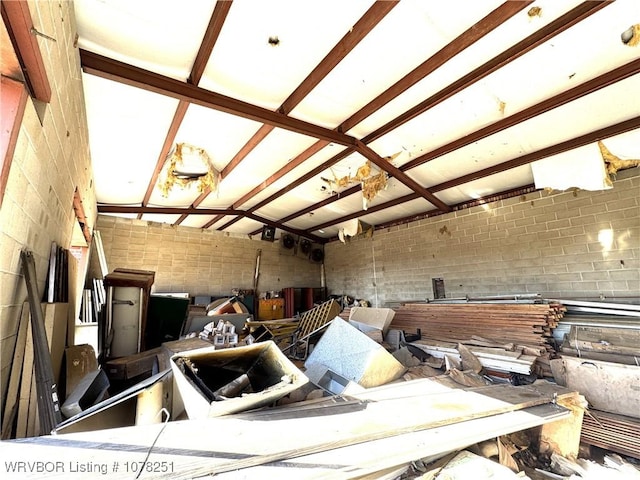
[108,286,143,357]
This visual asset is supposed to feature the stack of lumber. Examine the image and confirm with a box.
[389,302,565,347]
[582,409,640,460]
[341,301,564,376]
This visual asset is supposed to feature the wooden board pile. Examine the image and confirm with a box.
[581,409,640,460]
[341,301,566,377]
[390,302,565,346]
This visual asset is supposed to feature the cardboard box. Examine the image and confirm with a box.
[171,341,308,418]
[348,307,395,334]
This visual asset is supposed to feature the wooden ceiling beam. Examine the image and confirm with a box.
[168,115,640,238]
[431,116,640,193]
[305,116,640,235]
[192,1,398,216]
[140,100,189,217]
[146,2,233,222]
[242,1,612,233]
[96,205,323,242]
[355,140,450,212]
[401,57,640,171]
[215,146,355,231]
[338,1,533,134]
[364,0,613,143]
[1,0,51,102]
[189,0,233,85]
[80,49,357,147]
[279,0,399,115]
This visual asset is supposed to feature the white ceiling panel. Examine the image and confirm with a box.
[198,0,375,111]
[83,74,180,204]
[74,0,640,242]
[75,0,217,81]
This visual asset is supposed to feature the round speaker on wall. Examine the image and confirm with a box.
[310,247,324,263]
[282,234,295,249]
[299,239,312,254]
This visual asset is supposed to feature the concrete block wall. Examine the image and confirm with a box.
[95,215,322,296]
[0,2,96,409]
[325,169,639,307]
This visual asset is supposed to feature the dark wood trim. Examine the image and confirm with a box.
[0,75,28,208]
[1,0,51,102]
[80,49,357,147]
[355,140,450,212]
[363,0,613,144]
[190,2,398,214]
[401,58,640,171]
[339,1,533,133]
[140,100,190,213]
[189,0,233,85]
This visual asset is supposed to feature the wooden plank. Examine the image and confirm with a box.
[92,230,109,278]
[0,384,571,480]
[1,304,29,439]
[15,309,34,438]
[43,303,68,386]
[20,250,63,433]
[184,383,557,476]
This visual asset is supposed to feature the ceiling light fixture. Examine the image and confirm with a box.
[159,143,219,197]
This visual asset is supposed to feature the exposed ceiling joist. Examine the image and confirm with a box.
[77,1,640,241]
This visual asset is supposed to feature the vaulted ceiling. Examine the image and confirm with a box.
[74,0,640,244]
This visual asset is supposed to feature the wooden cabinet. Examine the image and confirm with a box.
[258,298,285,320]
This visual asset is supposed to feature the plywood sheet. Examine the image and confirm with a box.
[2,383,570,479]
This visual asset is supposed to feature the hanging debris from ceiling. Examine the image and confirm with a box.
[598,141,640,187]
[159,143,219,197]
[527,6,542,18]
[621,24,640,47]
[322,152,400,210]
[338,219,373,243]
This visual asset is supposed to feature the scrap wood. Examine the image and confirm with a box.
[409,340,537,375]
[448,368,489,387]
[16,309,35,438]
[21,250,63,435]
[458,343,483,373]
[164,383,564,477]
[1,304,30,439]
[497,436,520,472]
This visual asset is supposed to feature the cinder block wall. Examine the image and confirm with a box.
[0,3,96,408]
[95,215,322,296]
[325,169,639,306]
